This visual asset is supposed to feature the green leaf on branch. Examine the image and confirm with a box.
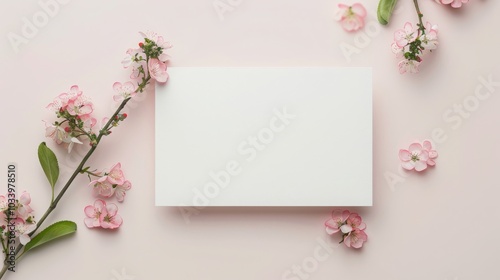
[38,142,59,189]
[23,221,77,254]
[377,0,398,25]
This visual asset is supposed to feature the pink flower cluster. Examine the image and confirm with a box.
[84,199,122,229]
[399,140,438,172]
[334,3,367,32]
[122,31,172,83]
[325,210,367,249]
[88,163,131,202]
[392,22,438,74]
[0,192,36,245]
[45,85,97,152]
[433,0,468,8]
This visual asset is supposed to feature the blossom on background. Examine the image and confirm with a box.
[0,192,37,245]
[434,0,468,8]
[391,21,439,74]
[325,210,367,249]
[148,58,168,83]
[113,81,137,102]
[334,3,367,32]
[399,140,438,171]
[84,199,122,229]
[88,163,131,202]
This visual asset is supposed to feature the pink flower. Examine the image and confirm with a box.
[421,22,439,50]
[423,140,438,166]
[334,3,367,32]
[399,142,430,171]
[113,81,137,102]
[15,218,36,245]
[325,210,350,235]
[341,212,367,234]
[44,122,67,145]
[148,58,168,83]
[436,0,468,8]
[90,177,115,198]
[394,22,418,48]
[344,228,367,249]
[99,202,123,229]
[84,199,106,228]
[398,59,421,74]
[66,94,94,118]
[17,192,34,220]
[115,180,131,203]
[106,163,125,185]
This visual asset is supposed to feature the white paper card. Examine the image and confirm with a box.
[155,67,372,206]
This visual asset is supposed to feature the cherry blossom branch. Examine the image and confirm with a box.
[5,76,150,272]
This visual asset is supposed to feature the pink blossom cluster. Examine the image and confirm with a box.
[433,0,468,8]
[399,140,438,172]
[334,3,367,32]
[84,199,122,229]
[45,85,97,152]
[325,210,367,249]
[122,31,172,83]
[0,192,36,245]
[392,22,438,74]
[88,163,131,202]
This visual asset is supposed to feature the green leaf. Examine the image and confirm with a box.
[23,221,77,253]
[38,142,59,189]
[377,0,398,25]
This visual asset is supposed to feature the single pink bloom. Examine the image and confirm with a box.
[113,81,137,102]
[344,229,367,249]
[399,142,430,171]
[394,22,418,48]
[17,192,34,219]
[440,0,468,8]
[90,177,115,198]
[421,22,439,50]
[15,218,36,245]
[334,3,367,32]
[99,202,123,229]
[422,140,438,166]
[106,163,126,185]
[342,212,367,234]
[115,180,132,203]
[148,58,168,83]
[66,94,94,117]
[325,210,350,235]
[84,199,106,228]
[44,122,67,145]
[398,59,421,74]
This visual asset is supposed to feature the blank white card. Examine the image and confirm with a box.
[155,67,372,207]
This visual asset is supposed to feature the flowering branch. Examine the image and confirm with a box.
[0,31,171,279]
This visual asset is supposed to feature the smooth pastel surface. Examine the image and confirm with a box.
[1,0,499,279]
[155,67,372,207]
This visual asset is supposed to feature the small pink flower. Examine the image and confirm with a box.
[15,218,36,245]
[399,142,430,172]
[44,122,68,145]
[422,140,438,166]
[66,94,94,117]
[84,199,106,228]
[113,82,137,102]
[99,202,123,229]
[106,163,125,185]
[17,192,34,220]
[341,212,367,234]
[90,177,115,198]
[148,58,168,83]
[115,180,131,203]
[325,210,350,235]
[344,228,367,249]
[334,3,367,32]
[421,22,439,50]
[394,22,418,48]
[398,59,421,74]
[437,0,468,8]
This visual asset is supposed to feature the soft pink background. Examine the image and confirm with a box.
[1,0,499,279]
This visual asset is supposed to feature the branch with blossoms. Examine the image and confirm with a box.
[0,31,171,279]
[336,0,469,74]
